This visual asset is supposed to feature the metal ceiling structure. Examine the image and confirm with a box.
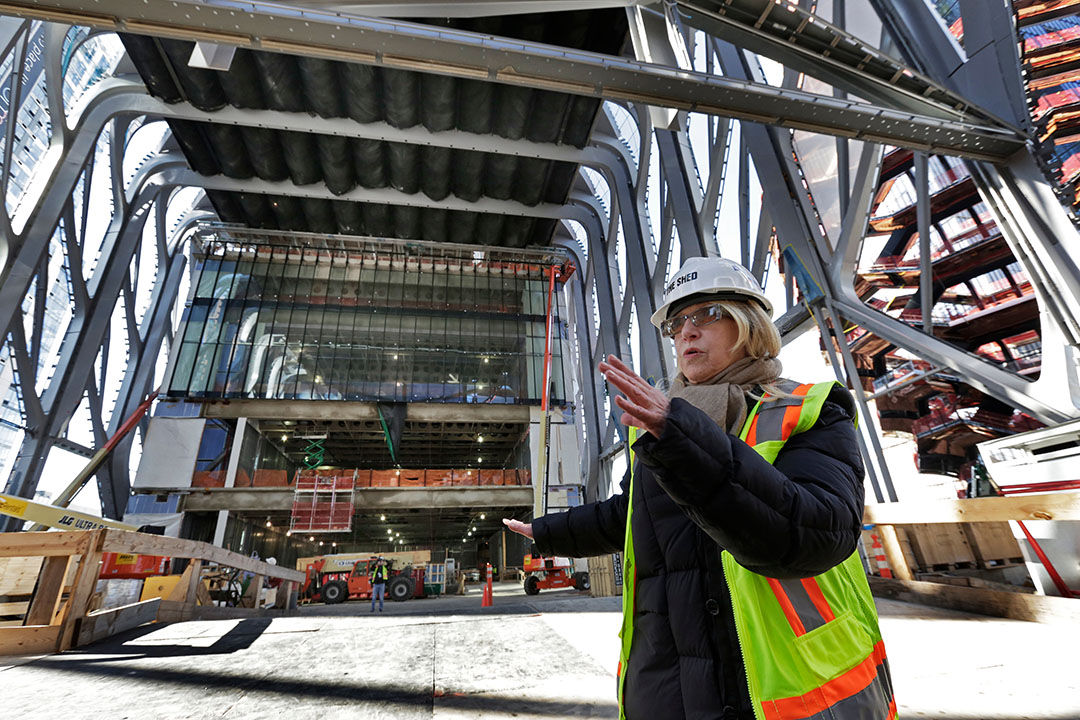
[0,1,1079,542]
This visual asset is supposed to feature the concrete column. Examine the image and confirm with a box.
[212,417,248,547]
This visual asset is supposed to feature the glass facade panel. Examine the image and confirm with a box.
[167,233,568,405]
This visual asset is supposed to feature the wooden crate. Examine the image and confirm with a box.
[961,522,1024,568]
[588,553,621,598]
[0,529,306,656]
[906,523,977,569]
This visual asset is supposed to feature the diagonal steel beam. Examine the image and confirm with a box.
[0,0,1026,160]
[676,0,1017,129]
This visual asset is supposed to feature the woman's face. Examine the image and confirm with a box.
[671,301,747,383]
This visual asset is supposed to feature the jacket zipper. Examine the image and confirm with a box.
[722,550,765,720]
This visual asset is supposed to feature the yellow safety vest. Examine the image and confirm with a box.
[617,381,895,720]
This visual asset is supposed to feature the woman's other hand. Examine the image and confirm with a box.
[502,518,534,538]
[599,354,669,438]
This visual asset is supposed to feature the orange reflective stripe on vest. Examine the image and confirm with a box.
[761,642,897,720]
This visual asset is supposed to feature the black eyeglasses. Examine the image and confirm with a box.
[660,303,728,338]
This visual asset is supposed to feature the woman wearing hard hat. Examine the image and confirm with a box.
[504,256,894,720]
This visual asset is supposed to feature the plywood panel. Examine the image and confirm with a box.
[76,599,160,647]
[132,417,204,490]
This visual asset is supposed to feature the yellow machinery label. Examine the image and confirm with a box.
[0,494,28,518]
[114,553,137,565]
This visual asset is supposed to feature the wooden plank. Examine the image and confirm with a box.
[184,560,203,606]
[274,581,295,610]
[869,576,1080,624]
[164,566,193,603]
[24,555,72,626]
[0,556,44,595]
[877,524,913,580]
[57,529,106,652]
[195,578,213,606]
[239,574,263,609]
[0,601,29,616]
[156,600,193,624]
[864,492,1080,525]
[0,531,91,558]
[156,600,282,622]
[102,529,304,582]
[76,598,161,647]
[0,625,60,655]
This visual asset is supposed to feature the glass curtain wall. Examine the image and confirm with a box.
[167,230,568,406]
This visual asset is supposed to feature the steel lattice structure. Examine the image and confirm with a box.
[1,1,1079,531]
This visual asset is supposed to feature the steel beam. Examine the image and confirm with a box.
[654,129,709,260]
[0,0,1025,159]
[276,1,642,17]
[676,0,1014,128]
[179,486,535,512]
[200,399,530,424]
[831,295,1072,425]
[156,166,582,224]
[100,217,188,518]
[551,235,603,496]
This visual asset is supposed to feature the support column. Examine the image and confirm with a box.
[212,417,247,547]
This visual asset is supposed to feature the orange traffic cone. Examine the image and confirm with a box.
[481,563,494,607]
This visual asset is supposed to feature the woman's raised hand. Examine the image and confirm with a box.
[502,517,534,539]
[598,354,669,438]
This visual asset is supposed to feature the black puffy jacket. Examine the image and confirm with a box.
[532,386,865,720]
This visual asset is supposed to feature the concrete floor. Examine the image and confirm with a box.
[3,581,1079,719]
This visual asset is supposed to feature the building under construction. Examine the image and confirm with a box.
[0,2,1079,718]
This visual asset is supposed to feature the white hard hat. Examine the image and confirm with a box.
[650,256,772,329]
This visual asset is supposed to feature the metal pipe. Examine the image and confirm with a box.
[915,151,934,333]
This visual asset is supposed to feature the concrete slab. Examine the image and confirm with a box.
[2,583,1078,719]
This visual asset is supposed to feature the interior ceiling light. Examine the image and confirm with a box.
[483,357,489,363]
[477,457,483,463]
[286,530,292,537]
[281,434,288,442]
[480,514,486,520]
[477,435,484,443]
[380,514,386,521]
[309,536,314,542]
[393,354,398,360]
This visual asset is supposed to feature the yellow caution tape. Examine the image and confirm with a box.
[0,492,137,531]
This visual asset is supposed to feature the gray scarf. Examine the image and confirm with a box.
[668,356,783,434]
